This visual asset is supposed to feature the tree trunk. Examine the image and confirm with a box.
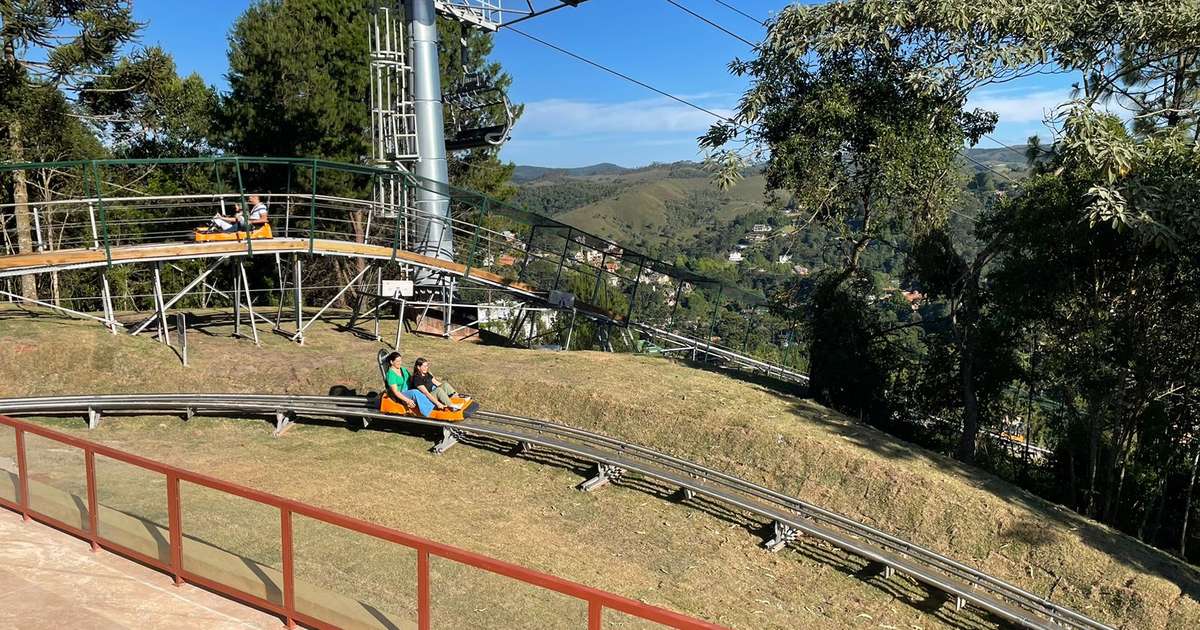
[8,119,37,300]
[955,338,980,462]
[1180,444,1200,559]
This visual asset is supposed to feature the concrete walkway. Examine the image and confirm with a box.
[0,509,282,630]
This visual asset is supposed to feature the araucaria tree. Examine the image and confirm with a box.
[2,1,139,300]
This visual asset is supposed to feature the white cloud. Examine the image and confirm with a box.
[968,88,1071,124]
[512,96,733,138]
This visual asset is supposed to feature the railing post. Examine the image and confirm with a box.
[517,225,537,282]
[85,449,99,551]
[590,252,607,308]
[90,161,112,267]
[309,160,318,254]
[588,600,602,630]
[417,548,431,630]
[284,165,293,238]
[281,507,296,628]
[15,428,29,522]
[463,223,481,281]
[552,227,573,292]
[625,260,644,324]
[234,157,252,257]
[167,473,183,586]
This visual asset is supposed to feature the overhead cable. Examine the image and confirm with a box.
[505,26,741,127]
[664,0,758,48]
[711,0,768,27]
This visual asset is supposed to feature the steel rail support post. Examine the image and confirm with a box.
[273,253,286,329]
[240,261,260,346]
[293,264,373,340]
[234,157,252,258]
[293,256,303,344]
[552,227,573,292]
[100,272,116,334]
[394,299,405,350]
[131,257,229,336]
[564,307,578,351]
[308,160,318,255]
[233,269,242,339]
[152,262,171,346]
[176,313,188,367]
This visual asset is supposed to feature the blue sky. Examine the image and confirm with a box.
[134,1,1075,168]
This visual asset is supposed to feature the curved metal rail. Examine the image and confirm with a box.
[0,393,1111,630]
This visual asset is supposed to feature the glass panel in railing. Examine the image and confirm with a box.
[179,480,283,605]
[94,454,170,564]
[291,513,417,629]
[429,555,587,630]
[22,431,89,532]
[0,424,17,504]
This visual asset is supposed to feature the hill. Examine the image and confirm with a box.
[2,307,1198,629]
[513,161,776,261]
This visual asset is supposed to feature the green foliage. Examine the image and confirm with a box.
[224,0,370,161]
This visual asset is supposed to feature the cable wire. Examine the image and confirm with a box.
[664,0,758,48]
[711,0,767,27]
[505,26,741,127]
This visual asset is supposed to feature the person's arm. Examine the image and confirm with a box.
[430,375,442,388]
[388,381,415,406]
[251,212,269,226]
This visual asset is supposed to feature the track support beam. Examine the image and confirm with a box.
[273,409,296,437]
[764,520,802,552]
[431,426,465,454]
[579,462,625,492]
[86,407,101,430]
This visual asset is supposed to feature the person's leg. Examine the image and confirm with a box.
[432,385,453,407]
[402,388,434,417]
[212,217,237,232]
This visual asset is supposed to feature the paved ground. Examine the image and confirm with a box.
[0,508,282,630]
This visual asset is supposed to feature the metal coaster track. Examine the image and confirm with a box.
[0,393,1111,630]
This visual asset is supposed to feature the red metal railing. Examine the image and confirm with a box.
[0,415,726,629]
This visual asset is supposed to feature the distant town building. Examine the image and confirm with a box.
[793,265,810,276]
[728,251,744,262]
[751,224,772,233]
[497,254,517,267]
[745,233,767,243]
[777,254,792,264]
[500,230,517,242]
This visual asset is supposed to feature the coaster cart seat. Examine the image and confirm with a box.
[376,350,478,421]
[194,223,273,243]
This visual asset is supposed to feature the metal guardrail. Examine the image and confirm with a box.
[0,411,722,630]
[0,394,1112,630]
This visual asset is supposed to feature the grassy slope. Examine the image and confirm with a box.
[552,172,768,245]
[1,308,1198,629]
